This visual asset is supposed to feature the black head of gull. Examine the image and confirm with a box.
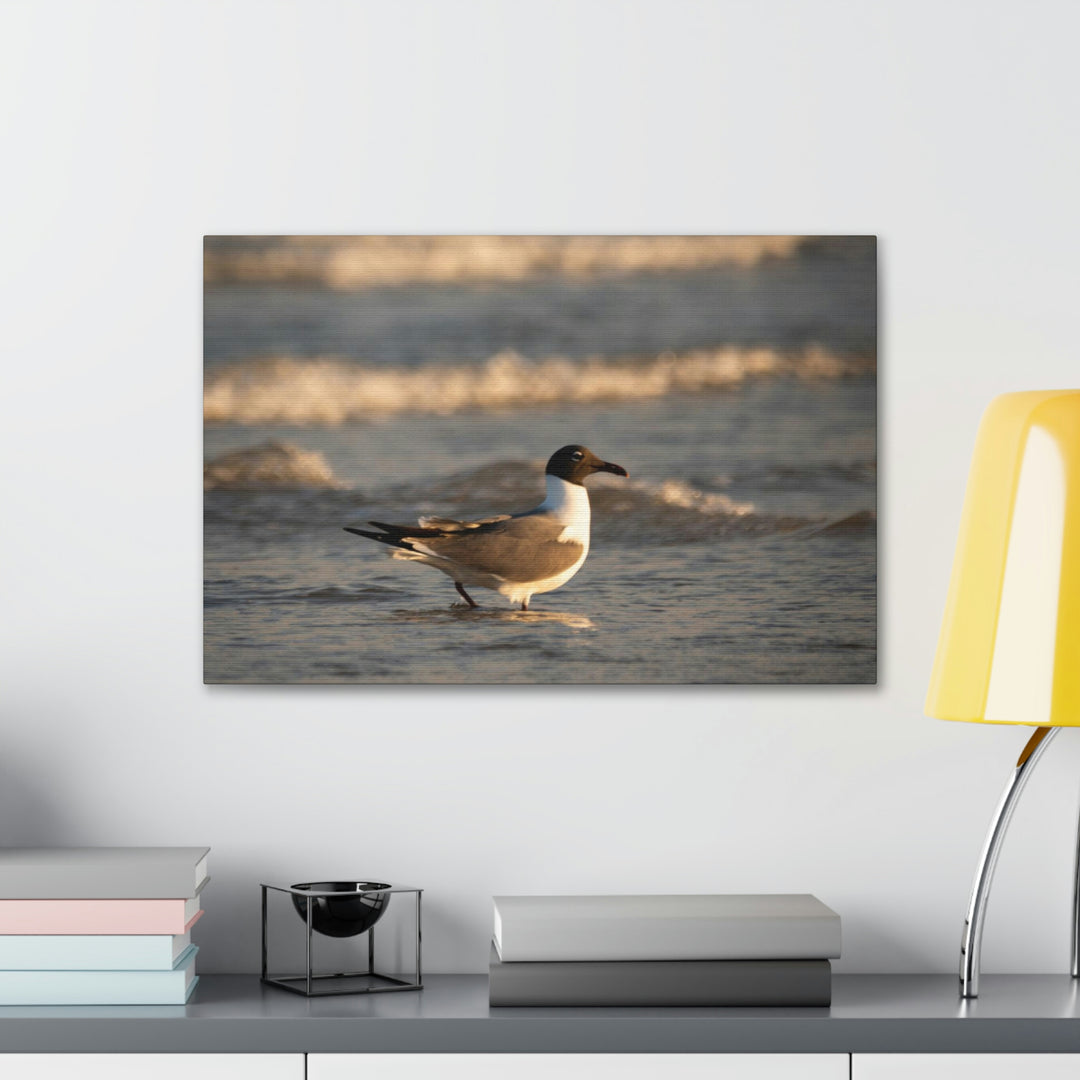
[546,445,629,486]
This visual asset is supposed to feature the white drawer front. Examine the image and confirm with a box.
[855,1054,1080,1079]
[1,1055,304,1080]
[310,1054,848,1080]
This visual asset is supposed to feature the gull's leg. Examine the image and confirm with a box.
[455,582,478,608]
[960,725,1058,997]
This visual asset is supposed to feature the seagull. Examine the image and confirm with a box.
[345,445,629,611]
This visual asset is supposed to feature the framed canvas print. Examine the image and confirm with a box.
[204,236,876,684]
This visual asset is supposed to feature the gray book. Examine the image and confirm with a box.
[489,946,831,1006]
[493,894,841,962]
[0,847,210,899]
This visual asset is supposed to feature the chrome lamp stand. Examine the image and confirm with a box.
[959,726,1077,997]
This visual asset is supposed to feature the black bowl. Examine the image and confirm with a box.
[290,881,391,938]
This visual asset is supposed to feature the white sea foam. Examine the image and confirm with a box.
[589,472,756,517]
[204,236,806,287]
[204,347,872,425]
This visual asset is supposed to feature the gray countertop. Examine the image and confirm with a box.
[2,975,1080,1053]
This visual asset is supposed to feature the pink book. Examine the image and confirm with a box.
[0,898,203,935]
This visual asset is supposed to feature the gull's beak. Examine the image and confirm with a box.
[599,460,628,478]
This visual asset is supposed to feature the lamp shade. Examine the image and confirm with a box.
[926,390,1080,726]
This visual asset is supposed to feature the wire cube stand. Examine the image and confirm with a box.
[260,882,422,997]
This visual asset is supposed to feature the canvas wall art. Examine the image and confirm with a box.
[203,236,876,684]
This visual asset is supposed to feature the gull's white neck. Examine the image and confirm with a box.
[538,474,591,542]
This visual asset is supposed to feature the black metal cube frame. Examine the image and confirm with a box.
[260,882,423,997]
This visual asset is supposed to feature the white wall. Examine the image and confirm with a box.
[2,0,1078,976]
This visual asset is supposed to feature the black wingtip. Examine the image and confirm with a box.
[344,525,415,551]
[345,526,383,540]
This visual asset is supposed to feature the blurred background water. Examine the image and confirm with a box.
[203,236,876,683]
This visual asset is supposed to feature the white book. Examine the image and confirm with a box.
[0,930,192,970]
[492,894,841,962]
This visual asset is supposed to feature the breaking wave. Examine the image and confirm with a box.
[364,461,869,543]
[203,441,345,491]
[204,235,810,288]
[204,347,873,425]
[204,452,876,544]
[375,461,755,519]
[800,509,877,537]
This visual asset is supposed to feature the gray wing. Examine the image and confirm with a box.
[420,513,584,583]
[416,514,510,530]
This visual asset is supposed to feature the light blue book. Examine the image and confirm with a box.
[0,930,192,970]
[0,945,198,1004]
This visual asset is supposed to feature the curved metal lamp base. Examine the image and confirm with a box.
[960,726,1062,998]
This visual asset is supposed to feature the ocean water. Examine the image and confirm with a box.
[203,242,876,684]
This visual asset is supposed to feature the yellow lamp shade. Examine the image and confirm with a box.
[926,390,1080,726]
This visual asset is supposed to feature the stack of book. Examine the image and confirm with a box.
[489,894,840,1006]
[0,847,209,1005]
